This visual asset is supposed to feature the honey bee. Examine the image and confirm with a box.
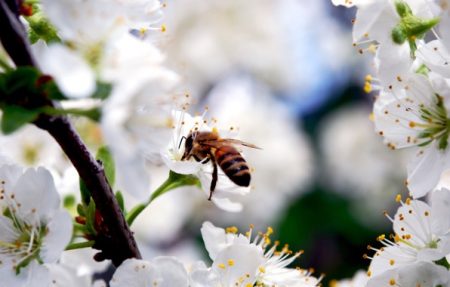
[180,130,260,200]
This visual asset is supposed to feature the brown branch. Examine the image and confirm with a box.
[0,0,141,266]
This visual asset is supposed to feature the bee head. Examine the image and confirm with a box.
[181,131,197,160]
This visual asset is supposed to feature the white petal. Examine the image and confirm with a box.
[40,44,96,99]
[353,2,397,43]
[161,150,202,174]
[367,268,398,287]
[47,264,92,287]
[13,167,60,222]
[200,221,232,260]
[418,40,450,78]
[439,14,450,51]
[393,199,432,247]
[368,245,415,277]
[0,164,23,193]
[211,197,244,212]
[110,259,161,287]
[430,188,450,235]
[152,257,189,287]
[0,215,19,243]
[407,144,450,198]
[397,261,450,287]
[212,243,264,286]
[24,262,51,287]
[375,42,413,91]
[41,210,73,263]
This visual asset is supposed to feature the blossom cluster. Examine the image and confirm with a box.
[332,0,450,285]
[0,0,326,285]
[109,222,320,287]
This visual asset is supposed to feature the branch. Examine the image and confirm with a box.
[0,0,141,266]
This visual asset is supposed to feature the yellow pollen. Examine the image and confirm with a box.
[212,127,219,134]
[218,263,225,269]
[365,74,373,82]
[139,27,147,35]
[405,198,411,205]
[369,112,375,122]
[329,280,338,287]
[409,121,416,128]
[367,270,372,277]
[389,259,395,265]
[377,234,386,241]
[259,266,266,273]
[395,194,402,203]
[226,226,238,234]
[266,226,273,235]
[161,24,167,32]
[389,278,396,285]
[364,82,372,93]
[227,259,235,266]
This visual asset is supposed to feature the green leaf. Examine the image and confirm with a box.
[3,67,39,96]
[395,0,412,18]
[91,81,112,100]
[115,191,125,213]
[1,105,41,134]
[26,12,60,44]
[434,257,450,269]
[42,79,66,100]
[79,179,91,205]
[96,146,116,187]
[86,200,97,235]
[76,203,86,217]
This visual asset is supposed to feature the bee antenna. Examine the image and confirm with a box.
[178,136,187,149]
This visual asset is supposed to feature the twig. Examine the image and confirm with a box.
[0,0,141,266]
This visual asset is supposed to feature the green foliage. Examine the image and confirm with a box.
[91,81,113,100]
[1,105,41,134]
[115,191,125,213]
[79,179,91,205]
[25,10,60,44]
[96,146,116,187]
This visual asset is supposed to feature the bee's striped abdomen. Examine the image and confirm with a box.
[215,146,251,187]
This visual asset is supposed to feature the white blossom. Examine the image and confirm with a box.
[198,221,320,287]
[161,110,251,212]
[367,261,450,287]
[101,66,180,200]
[110,257,189,287]
[374,73,450,198]
[367,189,450,281]
[331,270,369,287]
[0,164,72,285]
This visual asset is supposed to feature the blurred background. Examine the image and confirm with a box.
[2,0,412,285]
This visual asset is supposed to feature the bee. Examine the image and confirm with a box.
[180,130,260,200]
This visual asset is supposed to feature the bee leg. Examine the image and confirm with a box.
[209,153,217,200]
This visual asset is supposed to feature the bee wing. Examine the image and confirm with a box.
[203,139,261,149]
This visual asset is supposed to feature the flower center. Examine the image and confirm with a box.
[0,209,45,274]
[413,94,450,150]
